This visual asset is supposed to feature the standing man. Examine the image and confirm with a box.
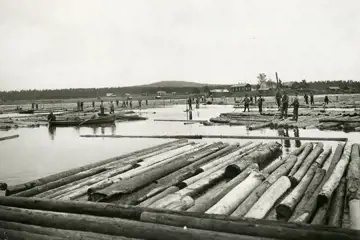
[116,99,119,107]
[324,95,329,105]
[275,90,282,109]
[304,93,309,105]
[291,93,300,121]
[100,100,105,115]
[92,101,95,108]
[129,99,133,108]
[36,103,39,110]
[310,92,314,105]
[109,101,115,114]
[138,99,142,108]
[250,96,253,104]
[242,94,250,112]
[80,99,84,111]
[258,95,265,115]
[281,92,289,119]
[146,99,148,106]
[188,97,193,110]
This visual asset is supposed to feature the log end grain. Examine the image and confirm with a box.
[224,165,241,179]
[276,204,292,220]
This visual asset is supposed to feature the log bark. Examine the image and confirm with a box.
[248,122,272,130]
[290,143,345,223]
[139,211,358,240]
[89,144,224,202]
[288,168,326,222]
[6,139,186,195]
[187,164,258,213]
[0,206,260,240]
[315,147,332,167]
[187,180,227,212]
[0,227,65,240]
[231,156,297,218]
[138,186,179,207]
[347,144,360,201]
[349,199,360,230]
[319,144,352,205]
[276,164,318,219]
[0,220,133,240]
[206,171,265,215]
[164,196,195,211]
[0,196,357,240]
[288,143,313,176]
[328,177,346,227]
[12,166,110,197]
[0,134,19,141]
[290,143,324,186]
[245,176,291,219]
[225,142,282,178]
[126,143,230,205]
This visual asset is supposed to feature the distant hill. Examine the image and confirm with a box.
[136,81,210,88]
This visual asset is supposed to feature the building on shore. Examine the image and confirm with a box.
[230,83,252,92]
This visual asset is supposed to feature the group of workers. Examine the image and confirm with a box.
[240,91,332,122]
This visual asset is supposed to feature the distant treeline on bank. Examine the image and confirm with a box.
[0,80,359,101]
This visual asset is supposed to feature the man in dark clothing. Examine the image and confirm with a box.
[275,90,282,109]
[129,100,132,108]
[116,100,119,107]
[138,99,142,108]
[92,101,95,108]
[146,99,148,106]
[109,101,115,114]
[188,97,192,110]
[47,110,56,121]
[310,93,314,105]
[242,95,250,112]
[36,103,39,110]
[304,93,309,105]
[258,95,265,114]
[250,96,253,104]
[100,100,105,115]
[281,92,289,119]
[291,93,300,121]
[324,96,329,105]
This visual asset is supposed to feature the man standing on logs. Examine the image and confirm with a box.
[280,92,289,119]
[324,95,330,105]
[310,92,314,105]
[242,94,250,112]
[304,93,309,105]
[275,90,282,109]
[100,100,105,115]
[291,92,300,121]
[258,95,265,115]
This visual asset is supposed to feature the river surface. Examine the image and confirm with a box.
[0,105,359,185]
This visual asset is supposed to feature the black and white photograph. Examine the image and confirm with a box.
[0,0,359,239]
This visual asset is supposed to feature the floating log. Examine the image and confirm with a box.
[127,143,231,205]
[6,139,186,195]
[328,177,346,227]
[245,176,291,219]
[80,134,348,141]
[0,227,65,240]
[0,220,128,240]
[165,196,195,211]
[206,171,265,215]
[319,118,360,123]
[138,186,179,207]
[290,144,324,186]
[248,122,272,131]
[0,134,19,141]
[231,156,297,218]
[277,164,318,219]
[347,144,360,201]
[262,145,306,175]
[290,143,345,223]
[349,199,360,230]
[288,143,313,176]
[319,144,352,205]
[288,168,326,222]
[225,142,282,178]
[187,164,259,213]
[154,119,206,123]
[0,206,251,240]
[0,196,358,240]
[90,144,222,202]
[13,166,110,197]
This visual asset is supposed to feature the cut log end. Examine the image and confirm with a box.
[318,194,329,206]
[288,176,299,187]
[276,204,292,219]
[88,193,107,202]
[0,183,7,191]
[224,165,241,178]
[176,182,187,189]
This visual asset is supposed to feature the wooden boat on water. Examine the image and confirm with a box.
[18,109,34,114]
[49,115,116,127]
[99,113,148,121]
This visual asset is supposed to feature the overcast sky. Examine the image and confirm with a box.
[0,0,359,91]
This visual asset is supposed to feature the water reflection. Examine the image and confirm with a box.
[48,126,56,140]
[294,127,301,147]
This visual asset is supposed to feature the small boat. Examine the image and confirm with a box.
[49,115,116,127]
[18,109,34,114]
[99,113,147,121]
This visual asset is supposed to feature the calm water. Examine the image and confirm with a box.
[0,105,358,185]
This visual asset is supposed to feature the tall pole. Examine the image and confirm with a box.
[275,72,279,89]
